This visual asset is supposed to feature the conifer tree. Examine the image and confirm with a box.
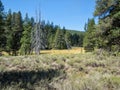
[54,27,67,49]
[0,0,5,51]
[11,11,23,55]
[94,0,120,53]
[19,13,32,55]
[45,22,56,49]
[83,18,96,51]
[62,26,66,35]
[65,31,72,49]
[5,9,13,54]
[78,33,84,47]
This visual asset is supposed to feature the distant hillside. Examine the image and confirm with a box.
[67,29,85,35]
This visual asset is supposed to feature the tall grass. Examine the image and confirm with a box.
[0,52,120,90]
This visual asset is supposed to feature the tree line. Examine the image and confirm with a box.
[0,0,84,55]
[83,0,120,55]
[0,0,119,56]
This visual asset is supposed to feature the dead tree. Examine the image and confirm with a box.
[31,9,47,55]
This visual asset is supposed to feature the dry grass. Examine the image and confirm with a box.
[0,51,120,90]
[1,47,85,56]
[41,47,85,55]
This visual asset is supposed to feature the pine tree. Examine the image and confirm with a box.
[11,11,23,55]
[71,34,80,46]
[54,27,67,49]
[83,18,96,51]
[45,22,56,49]
[30,17,35,26]
[65,31,72,49]
[62,26,66,35]
[19,13,32,55]
[78,33,84,47]
[94,0,120,53]
[0,0,5,51]
[5,9,13,55]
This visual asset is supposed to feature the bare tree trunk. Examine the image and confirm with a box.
[31,9,47,55]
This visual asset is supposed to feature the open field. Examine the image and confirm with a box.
[0,51,120,90]
[1,47,85,56]
[41,47,85,55]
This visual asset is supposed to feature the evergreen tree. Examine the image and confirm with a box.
[65,31,72,49]
[84,23,87,31]
[5,9,13,55]
[54,27,67,49]
[19,13,32,55]
[83,18,96,51]
[71,34,80,46]
[78,33,84,47]
[11,11,23,55]
[0,0,5,51]
[94,0,120,53]
[62,26,66,35]
[30,17,35,26]
[45,22,56,49]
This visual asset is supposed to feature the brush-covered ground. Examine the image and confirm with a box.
[0,49,120,90]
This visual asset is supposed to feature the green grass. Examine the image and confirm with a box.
[0,53,120,90]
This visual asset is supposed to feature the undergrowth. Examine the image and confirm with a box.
[0,53,120,90]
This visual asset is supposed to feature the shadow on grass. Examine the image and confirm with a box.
[0,69,63,89]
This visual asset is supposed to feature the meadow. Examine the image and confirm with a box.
[0,48,120,90]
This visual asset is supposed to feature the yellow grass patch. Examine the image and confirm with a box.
[1,51,9,56]
[41,47,85,55]
[1,47,85,55]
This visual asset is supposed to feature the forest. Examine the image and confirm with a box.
[0,0,84,56]
[0,0,120,90]
[0,0,120,56]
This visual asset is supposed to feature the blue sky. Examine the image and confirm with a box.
[2,0,95,31]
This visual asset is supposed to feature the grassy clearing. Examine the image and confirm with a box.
[0,51,120,90]
[40,47,85,55]
[1,47,85,56]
